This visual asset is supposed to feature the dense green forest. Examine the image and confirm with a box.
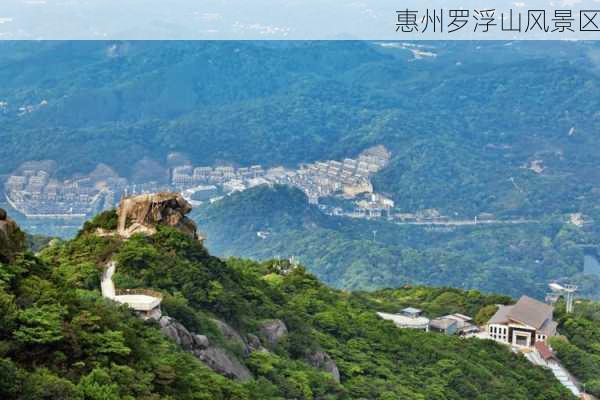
[550,300,600,397]
[198,185,600,299]
[0,209,583,399]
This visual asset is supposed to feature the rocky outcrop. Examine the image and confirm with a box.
[116,192,200,240]
[259,319,288,347]
[196,346,252,381]
[307,351,340,383]
[0,209,25,264]
[212,318,250,355]
[158,316,204,351]
[246,334,265,352]
[157,316,252,381]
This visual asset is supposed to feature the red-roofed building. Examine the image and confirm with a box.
[534,341,557,362]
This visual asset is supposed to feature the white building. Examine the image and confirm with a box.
[486,296,557,348]
[377,307,430,332]
[193,167,213,181]
[223,179,246,194]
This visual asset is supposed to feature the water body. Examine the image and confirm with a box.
[584,252,600,277]
[0,200,81,239]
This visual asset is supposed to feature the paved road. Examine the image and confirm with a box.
[392,219,538,227]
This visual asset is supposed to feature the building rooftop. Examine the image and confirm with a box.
[401,307,422,315]
[447,313,472,322]
[509,296,554,329]
[377,312,430,329]
[539,319,558,337]
[534,341,556,361]
[489,296,554,331]
[488,304,513,325]
[430,317,457,331]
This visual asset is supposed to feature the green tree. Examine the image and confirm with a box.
[14,304,65,345]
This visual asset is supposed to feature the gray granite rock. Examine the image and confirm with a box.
[195,346,252,381]
[307,351,340,383]
[259,319,288,346]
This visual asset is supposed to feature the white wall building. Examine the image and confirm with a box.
[486,296,557,348]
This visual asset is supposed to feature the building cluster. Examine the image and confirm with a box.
[354,193,395,218]
[172,164,267,189]
[291,145,391,203]
[4,145,394,220]
[170,145,392,209]
[5,168,125,217]
[485,295,583,397]
[171,164,272,202]
[377,296,583,396]
[377,307,479,336]
[376,295,586,396]
[378,295,559,347]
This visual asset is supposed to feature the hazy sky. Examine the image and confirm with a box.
[0,0,599,39]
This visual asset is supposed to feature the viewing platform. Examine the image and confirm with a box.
[114,288,163,312]
[101,261,162,319]
[377,307,430,332]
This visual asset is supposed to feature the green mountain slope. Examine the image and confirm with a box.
[0,41,599,219]
[0,208,581,399]
[197,185,600,299]
[550,299,600,397]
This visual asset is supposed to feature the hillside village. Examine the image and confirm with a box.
[3,146,395,221]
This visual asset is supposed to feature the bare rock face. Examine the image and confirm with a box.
[158,316,202,351]
[158,316,251,381]
[246,334,264,352]
[0,209,26,264]
[259,319,288,347]
[195,346,252,381]
[116,192,199,240]
[212,318,250,355]
[307,351,341,383]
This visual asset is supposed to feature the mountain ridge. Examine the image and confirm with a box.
[0,203,588,399]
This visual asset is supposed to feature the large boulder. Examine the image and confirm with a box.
[0,209,26,264]
[259,319,288,347]
[307,351,340,383]
[158,316,205,351]
[116,192,200,239]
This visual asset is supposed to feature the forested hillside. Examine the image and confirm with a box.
[0,41,599,219]
[551,300,600,397]
[198,185,600,299]
[0,209,579,399]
